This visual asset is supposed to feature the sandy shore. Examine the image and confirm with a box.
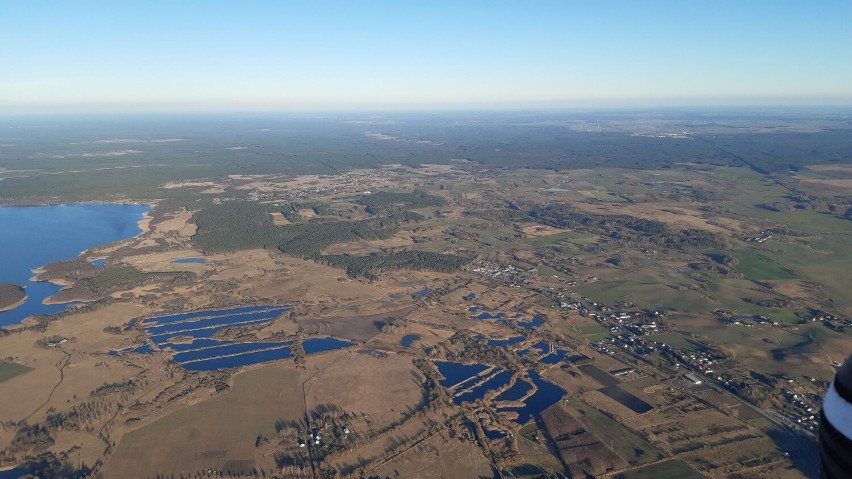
[42,294,93,306]
[136,208,153,238]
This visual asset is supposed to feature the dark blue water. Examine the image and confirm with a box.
[400,334,420,347]
[541,350,568,365]
[454,370,513,405]
[494,379,533,402]
[145,309,284,335]
[173,341,291,363]
[159,338,228,352]
[182,346,292,372]
[515,349,530,358]
[475,312,503,320]
[172,257,205,264]
[468,306,479,312]
[133,343,155,354]
[411,288,431,298]
[434,361,489,388]
[90,258,107,267]
[531,341,550,354]
[502,371,565,424]
[0,204,149,327]
[483,336,525,347]
[484,429,507,440]
[517,314,545,329]
[142,305,285,326]
[463,292,476,300]
[303,337,353,354]
[174,337,351,372]
[0,467,27,479]
[148,317,275,344]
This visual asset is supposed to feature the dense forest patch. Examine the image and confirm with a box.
[357,191,446,215]
[192,202,281,251]
[317,251,473,279]
[0,283,26,310]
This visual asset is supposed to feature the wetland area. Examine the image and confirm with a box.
[0,111,849,479]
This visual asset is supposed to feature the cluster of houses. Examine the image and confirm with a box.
[469,261,536,287]
[296,426,350,449]
[782,387,820,431]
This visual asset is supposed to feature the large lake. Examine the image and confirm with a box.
[0,204,149,327]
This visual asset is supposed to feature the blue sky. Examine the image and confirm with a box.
[1,1,851,112]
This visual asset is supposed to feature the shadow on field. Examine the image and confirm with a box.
[766,425,819,478]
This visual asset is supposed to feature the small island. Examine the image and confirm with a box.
[0,283,26,312]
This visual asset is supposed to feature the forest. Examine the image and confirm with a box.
[317,251,473,279]
[192,201,426,258]
[528,205,727,250]
[0,283,26,310]
[192,201,282,251]
[357,191,446,215]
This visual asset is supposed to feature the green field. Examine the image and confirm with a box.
[734,250,796,281]
[576,275,715,313]
[0,360,32,383]
[613,459,704,479]
[578,324,612,341]
[535,264,573,280]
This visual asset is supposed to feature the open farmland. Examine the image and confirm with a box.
[1,111,849,478]
[102,366,305,478]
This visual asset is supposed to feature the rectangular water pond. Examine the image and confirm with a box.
[142,305,287,326]
[454,370,513,405]
[145,309,284,335]
[172,257,205,264]
[434,361,489,388]
[148,318,275,344]
[182,346,292,372]
[173,342,292,364]
[303,337,353,354]
[494,378,533,402]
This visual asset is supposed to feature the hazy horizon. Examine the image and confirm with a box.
[2,1,851,114]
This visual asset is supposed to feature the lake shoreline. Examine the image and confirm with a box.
[0,203,151,328]
[0,295,27,313]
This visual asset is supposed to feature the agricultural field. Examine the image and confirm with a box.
[0,361,31,384]
[0,112,850,478]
